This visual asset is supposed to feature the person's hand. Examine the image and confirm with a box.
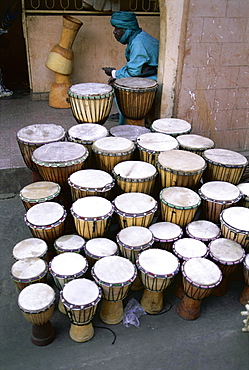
[108,77,116,86]
[102,67,115,77]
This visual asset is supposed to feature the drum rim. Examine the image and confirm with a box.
[68,83,114,99]
[60,282,102,310]
[24,207,67,229]
[136,141,179,155]
[49,253,88,279]
[11,259,48,283]
[83,244,119,260]
[181,259,222,289]
[203,149,248,167]
[68,177,115,193]
[157,159,206,175]
[16,124,65,144]
[92,145,135,156]
[116,233,154,251]
[136,253,180,279]
[159,192,201,210]
[18,283,55,313]
[113,78,158,91]
[172,239,209,260]
[112,171,157,183]
[71,204,114,221]
[32,151,89,167]
[198,188,242,204]
[91,262,137,287]
[67,123,108,143]
[149,222,183,242]
[208,242,245,266]
[243,254,249,269]
[220,209,249,234]
[20,182,61,203]
[113,200,158,218]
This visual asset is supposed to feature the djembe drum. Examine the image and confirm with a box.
[113,77,158,126]
[185,220,221,244]
[220,207,249,251]
[239,254,249,305]
[136,248,180,314]
[136,132,179,166]
[18,283,56,346]
[159,187,201,228]
[16,123,65,181]
[237,183,249,208]
[203,148,248,184]
[71,196,114,239]
[49,252,88,313]
[156,150,206,190]
[68,169,115,202]
[83,238,119,270]
[11,257,48,291]
[149,222,183,251]
[151,118,192,137]
[113,192,158,228]
[20,181,61,210]
[92,136,135,173]
[176,134,215,157]
[12,238,48,261]
[68,83,114,124]
[198,181,242,223]
[54,234,85,254]
[209,238,245,296]
[112,160,157,195]
[177,257,222,320]
[67,123,108,168]
[61,278,102,342]
[92,255,137,324]
[116,226,154,291]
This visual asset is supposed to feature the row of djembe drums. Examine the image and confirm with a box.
[11,221,249,346]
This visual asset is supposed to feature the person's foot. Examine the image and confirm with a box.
[0,84,13,97]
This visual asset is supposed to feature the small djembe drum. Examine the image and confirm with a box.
[112,160,157,195]
[54,234,85,254]
[12,238,48,262]
[239,254,249,306]
[60,278,102,342]
[151,118,192,137]
[136,248,180,314]
[71,196,114,239]
[92,255,137,324]
[159,187,201,228]
[209,238,245,296]
[176,134,215,157]
[18,283,56,346]
[220,206,249,252]
[11,257,48,291]
[16,123,65,181]
[20,181,61,210]
[68,169,115,202]
[113,77,158,126]
[177,257,222,320]
[136,132,179,166]
[185,220,221,245]
[116,226,154,291]
[49,252,88,313]
[83,238,119,271]
[149,222,183,251]
[156,150,206,190]
[198,181,242,223]
[113,192,158,228]
[68,83,114,124]
[92,136,135,173]
[203,148,248,185]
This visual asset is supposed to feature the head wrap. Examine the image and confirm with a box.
[110,11,140,30]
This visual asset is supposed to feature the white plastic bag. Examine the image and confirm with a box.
[123,298,147,328]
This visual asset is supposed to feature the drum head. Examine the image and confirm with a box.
[69,169,114,189]
[237,183,249,197]
[173,238,208,260]
[32,142,88,164]
[54,234,85,252]
[183,257,222,286]
[110,125,150,142]
[11,257,47,280]
[18,283,55,313]
[72,196,113,218]
[20,181,61,201]
[62,278,101,306]
[49,252,87,277]
[151,118,191,136]
[114,77,157,89]
[117,226,153,248]
[26,202,65,226]
[149,222,183,241]
[93,255,136,284]
[157,150,206,172]
[68,123,108,143]
[186,220,221,241]
[17,124,65,144]
[114,192,157,214]
[137,249,179,276]
[221,207,249,233]
[112,161,157,180]
[136,132,178,152]
[199,181,241,201]
[69,83,113,97]
[177,134,215,150]
[245,254,249,268]
[85,238,118,258]
[160,187,201,208]
[13,238,48,260]
[203,148,248,166]
[92,137,135,154]
[209,238,245,263]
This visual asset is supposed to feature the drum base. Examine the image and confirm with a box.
[31,321,56,346]
[69,323,94,343]
[126,118,145,127]
[49,73,71,109]
[239,286,249,306]
[177,295,201,320]
[100,299,123,325]
[130,275,144,291]
[140,289,163,314]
